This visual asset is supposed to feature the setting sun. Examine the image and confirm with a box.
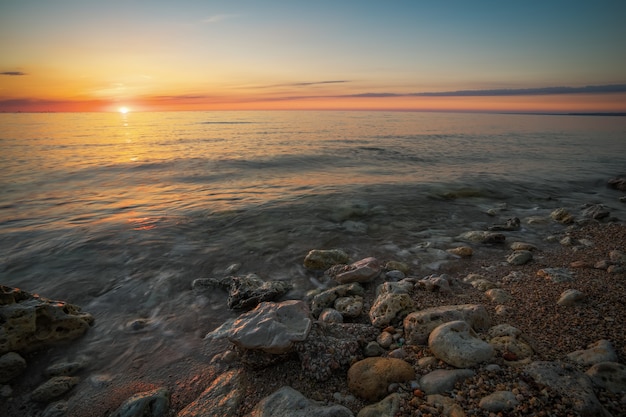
[118,106,129,114]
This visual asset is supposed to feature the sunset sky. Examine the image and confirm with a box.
[1,0,625,113]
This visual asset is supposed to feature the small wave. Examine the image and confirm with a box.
[199,121,254,125]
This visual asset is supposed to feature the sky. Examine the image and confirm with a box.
[1,0,625,113]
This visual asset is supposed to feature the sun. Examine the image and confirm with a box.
[118,106,129,114]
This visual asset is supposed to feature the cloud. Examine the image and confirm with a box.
[346,84,626,98]
[202,14,238,24]
[250,80,351,89]
[1,71,27,76]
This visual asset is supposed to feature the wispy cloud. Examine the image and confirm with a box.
[250,80,351,89]
[1,71,27,76]
[202,14,238,24]
[346,84,626,98]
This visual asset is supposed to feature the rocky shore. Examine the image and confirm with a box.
[2,180,626,417]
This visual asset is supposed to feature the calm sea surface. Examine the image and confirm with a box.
[1,110,625,388]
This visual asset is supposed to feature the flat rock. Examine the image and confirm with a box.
[206,300,311,354]
[111,387,170,417]
[507,250,533,265]
[510,242,537,251]
[178,370,243,417]
[404,304,491,345]
[0,286,94,355]
[537,267,574,283]
[347,357,415,401]
[567,339,618,365]
[331,257,381,284]
[0,351,27,383]
[420,369,474,395]
[557,289,585,306]
[428,320,494,368]
[304,249,350,270]
[458,231,506,244]
[485,289,511,304]
[524,361,609,417]
[489,335,533,362]
[227,274,292,310]
[356,393,401,417]
[247,386,353,417]
[31,376,80,403]
[585,362,626,393]
[479,390,519,412]
[551,208,575,224]
[446,246,473,257]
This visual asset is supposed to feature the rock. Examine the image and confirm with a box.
[446,246,473,257]
[304,249,350,270]
[191,276,232,293]
[425,394,465,417]
[364,341,385,357]
[609,249,626,262]
[404,304,491,345]
[331,257,381,284]
[506,250,533,265]
[524,361,609,416]
[31,376,79,403]
[586,362,626,393]
[369,282,416,328]
[567,340,618,365]
[488,217,520,231]
[318,308,343,324]
[347,357,415,401]
[557,289,585,306]
[537,267,574,283]
[484,289,511,304]
[310,283,364,317]
[510,242,537,251]
[385,261,409,274]
[478,390,519,412]
[581,204,610,220]
[0,352,27,383]
[227,274,292,310]
[420,369,475,395]
[0,286,94,355]
[471,279,497,291]
[179,370,243,417]
[295,322,378,381]
[247,386,353,417]
[334,296,363,318]
[488,324,521,338]
[376,331,394,349]
[428,321,494,368]
[357,393,401,417]
[42,401,68,417]
[489,336,533,362]
[342,220,368,233]
[417,275,451,293]
[608,177,626,191]
[110,387,169,417]
[46,360,86,377]
[458,231,505,244]
[385,270,405,281]
[550,208,575,224]
[206,300,311,354]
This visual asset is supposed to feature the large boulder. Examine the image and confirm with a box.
[428,321,494,368]
[0,286,94,355]
[206,300,311,354]
[347,357,415,401]
[246,386,353,417]
[404,304,490,345]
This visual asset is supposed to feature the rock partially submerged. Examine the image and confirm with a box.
[0,286,94,355]
[193,274,292,310]
[247,386,353,417]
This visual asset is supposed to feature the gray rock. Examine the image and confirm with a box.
[45,360,86,377]
[334,296,363,318]
[485,289,511,304]
[369,288,415,328]
[404,304,491,345]
[479,390,519,412]
[42,401,68,417]
[110,387,170,417]
[458,231,506,244]
[364,341,385,357]
[551,208,575,224]
[557,289,585,306]
[310,283,364,317]
[586,362,626,393]
[419,369,475,395]
[489,335,533,362]
[581,203,610,220]
[206,300,311,354]
[428,321,494,368]
[488,217,520,231]
[179,370,243,417]
[356,393,401,417]
[31,376,79,403]
[385,270,405,281]
[318,308,343,324]
[227,274,292,310]
[506,250,533,265]
[416,275,451,293]
[537,267,574,283]
[304,249,350,270]
[524,361,610,417]
[0,286,94,355]
[247,386,353,417]
[567,339,618,365]
[0,351,27,383]
[331,257,381,284]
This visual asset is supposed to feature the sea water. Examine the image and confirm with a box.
[1,110,625,382]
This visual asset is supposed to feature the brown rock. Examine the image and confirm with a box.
[348,357,415,401]
[447,246,473,258]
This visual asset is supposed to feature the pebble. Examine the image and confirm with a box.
[31,376,80,403]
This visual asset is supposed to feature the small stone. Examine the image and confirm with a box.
[570,260,591,268]
[428,321,494,368]
[594,259,613,270]
[479,390,519,412]
[31,376,79,403]
[348,357,415,401]
[420,369,475,395]
[319,308,343,324]
[364,341,385,357]
[333,257,381,284]
[510,242,537,251]
[303,249,350,270]
[334,296,363,318]
[608,264,625,274]
[608,250,626,262]
[356,392,401,417]
[586,362,626,393]
[42,401,68,417]
[376,332,394,349]
[551,208,575,224]
[537,267,574,283]
[110,387,170,417]
[369,284,415,328]
[567,340,618,365]
[507,250,533,265]
[485,289,511,304]
[45,361,85,377]
[404,304,491,345]
[385,270,405,281]
[384,261,409,274]
[0,352,27,383]
[447,246,473,257]
[557,289,585,306]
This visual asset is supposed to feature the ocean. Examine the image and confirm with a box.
[1,110,625,385]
